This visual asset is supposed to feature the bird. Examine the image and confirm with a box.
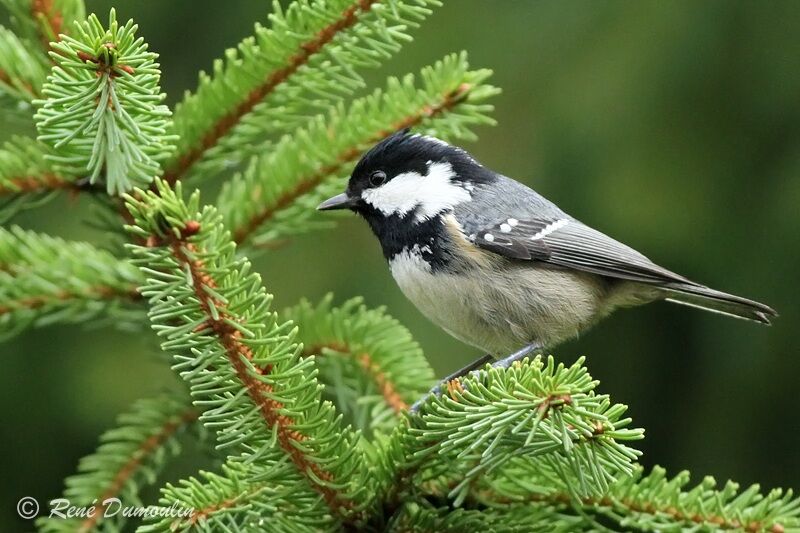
[317,129,777,405]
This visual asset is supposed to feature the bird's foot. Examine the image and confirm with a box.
[409,386,439,414]
[409,354,493,414]
[409,372,478,413]
[409,343,543,414]
[490,342,543,370]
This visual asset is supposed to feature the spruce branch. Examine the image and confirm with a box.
[0,2,789,530]
[34,9,173,195]
[162,0,439,184]
[584,466,800,532]
[386,500,581,533]
[470,465,799,532]
[0,225,143,340]
[0,0,85,53]
[0,25,48,103]
[141,459,334,533]
[0,136,78,222]
[36,393,199,533]
[126,180,375,526]
[390,357,644,507]
[285,295,434,435]
[220,52,498,249]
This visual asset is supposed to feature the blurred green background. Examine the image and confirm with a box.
[2,0,799,529]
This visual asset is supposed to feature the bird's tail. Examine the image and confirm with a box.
[660,283,777,325]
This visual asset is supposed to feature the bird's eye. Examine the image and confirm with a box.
[369,170,387,187]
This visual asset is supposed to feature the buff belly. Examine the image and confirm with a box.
[389,249,626,356]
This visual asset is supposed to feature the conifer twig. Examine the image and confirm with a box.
[383,357,644,509]
[0,284,139,315]
[469,465,797,532]
[307,344,409,413]
[0,0,84,58]
[31,0,63,50]
[164,0,439,184]
[287,296,434,434]
[147,460,324,532]
[220,52,498,249]
[232,83,472,245]
[0,137,78,220]
[77,407,200,532]
[309,344,411,413]
[161,0,382,184]
[0,173,75,194]
[0,66,37,98]
[127,182,373,525]
[165,238,352,513]
[0,26,49,121]
[37,394,200,533]
[0,226,144,339]
[0,26,47,100]
[34,9,173,195]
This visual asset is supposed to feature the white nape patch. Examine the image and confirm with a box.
[484,233,495,242]
[507,218,519,227]
[361,161,471,221]
[531,219,569,240]
[499,223,512,233]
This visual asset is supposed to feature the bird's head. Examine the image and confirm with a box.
[317,130,488,231]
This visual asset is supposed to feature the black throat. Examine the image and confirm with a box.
[358,208,451,271]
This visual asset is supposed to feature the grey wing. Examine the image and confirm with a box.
[471,216,696,286]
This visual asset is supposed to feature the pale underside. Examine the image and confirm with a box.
[388,243,657,356]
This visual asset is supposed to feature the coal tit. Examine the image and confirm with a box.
[318,130,777,381]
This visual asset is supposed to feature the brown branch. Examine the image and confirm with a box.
[0,174,78,196]
[0,68,38,99]
[358,352,409,413]
[161,0,381,185]
[0,285,141,315]
[472,488,787,533]
[31,0,63,52]
[78,408,200,532]
[161,228,357,518]
[305,342,409,413]
[185,493,244,528]
[232,82,474,245]
[180,481,273,529]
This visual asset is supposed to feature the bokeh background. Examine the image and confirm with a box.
[2,0,799,529]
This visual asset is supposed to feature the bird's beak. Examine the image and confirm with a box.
[317,192,358,211]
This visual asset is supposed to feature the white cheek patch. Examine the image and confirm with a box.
[361,161,471,221]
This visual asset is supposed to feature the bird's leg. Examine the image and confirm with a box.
[410,353,494,413]
[409,343,543,413]
[490,342,543,370]
[440,353,496,383]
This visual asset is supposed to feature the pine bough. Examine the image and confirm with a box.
[0,1,795,531]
